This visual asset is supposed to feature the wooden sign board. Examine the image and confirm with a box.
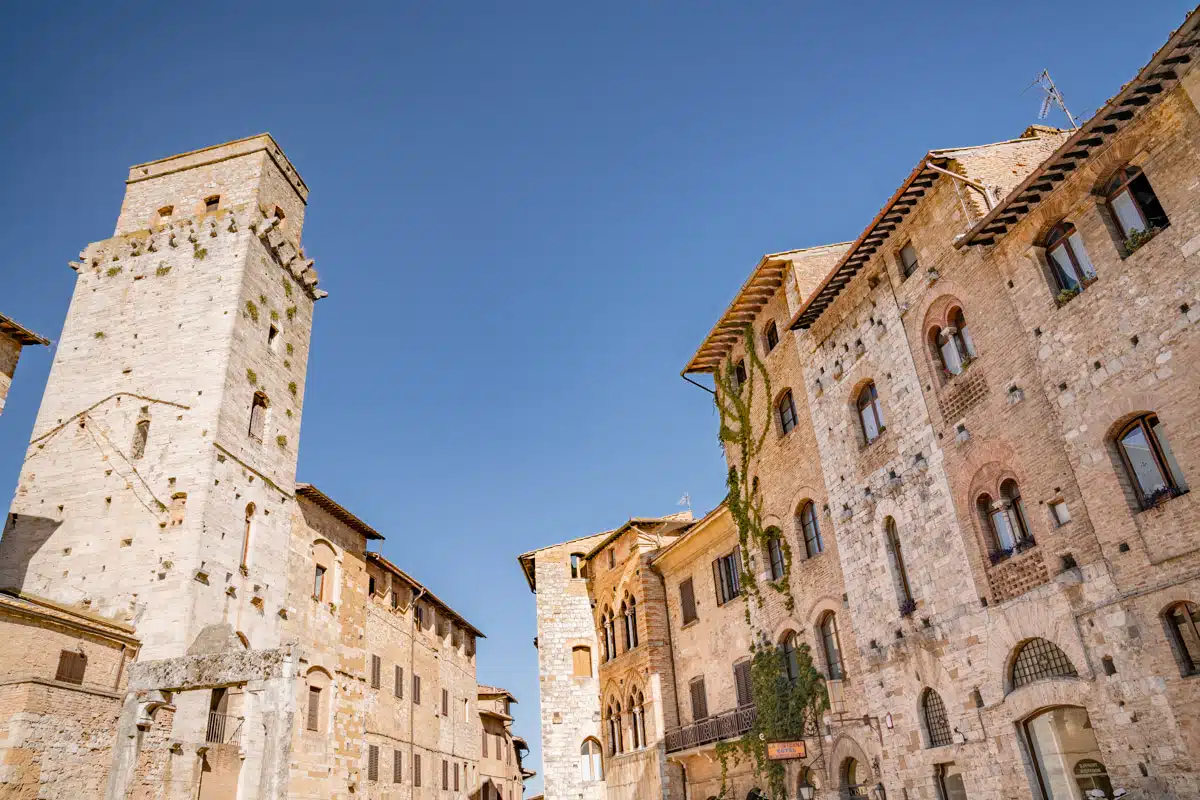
[766,740,807,761]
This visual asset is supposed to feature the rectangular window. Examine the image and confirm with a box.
[313,565,325,600]
[442,688,449,716]
[689,676,708,721]
[454,762,460,791]
[204,195,220,213]
[414,753,422,787]
[1049,500,1071,527]
[391,588,400,609]
[734,660,753,707]
[483,727,489,757]
[371,655,381,689]
[899,243,919,278]
[55,650,86,685]
[413,674,421,704]
[393,750,402,784]
[442,759,449,790]
[680,577,697,625]
[248,393,268,441]
[765,321,779,352]
[369,576,376,596]
[712,547,742,605]
[778,391,798,434]
[608,548,616,569]
[368,745,379,782]
[394,665,403,698]
[415,604,425,628]
[307,687,321,731]
[733,359,747,392]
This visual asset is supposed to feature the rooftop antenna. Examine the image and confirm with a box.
[1025,69,1079,130]
[677,493,692,515]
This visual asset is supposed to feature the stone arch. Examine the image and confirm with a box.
[801,594,843,632]
[1001,676,1094,723]
[982,608,1092,701]
[769,619,801,646]
[918,291,967,338]
[305,665,333,683]
[828,734,872,788]
[235,631,250,649]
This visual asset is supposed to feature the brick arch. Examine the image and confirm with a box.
[769,618,802,645]
[803,594,844,631]
[828,734,873,787]
[916,288,970,337]
[1085,135,1152,195]
[981,604,1092,700]
[1100,392,1174,443]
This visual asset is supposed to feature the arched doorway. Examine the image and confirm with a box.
[1024,706,1113,799]
[842,757,869,797]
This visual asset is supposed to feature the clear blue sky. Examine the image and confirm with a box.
[0,2,1192,793]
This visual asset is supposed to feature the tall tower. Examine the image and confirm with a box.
[0,134,323,660]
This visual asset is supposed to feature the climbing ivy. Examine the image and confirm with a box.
[711,326,828,799]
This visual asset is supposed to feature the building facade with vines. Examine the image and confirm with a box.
[528,9,1200,800]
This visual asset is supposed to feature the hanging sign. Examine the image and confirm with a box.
[766,741,807,760]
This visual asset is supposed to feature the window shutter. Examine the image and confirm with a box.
[442,759,449,789]
[712,559,724,605]
[734,661,752,707]
[690,678,708,720]
[680,578,697,623]
[55,651,86,685]
[414,754,422,787]
[731,546,742,596]
[371,655,381,689]
[442,689,449,716]
[483,727,489,757]
[393,749,402,783]
[306,689,319,731]
[454,762,460,791]
[368,745,379,781]
[395,665,403,698]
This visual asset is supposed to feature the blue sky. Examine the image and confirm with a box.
[0,2,1193,793]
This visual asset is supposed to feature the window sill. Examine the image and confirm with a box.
[861,427,890,452]
[987,540,1038,567]
[680,619,700,631]
[1136,487,1189,513]
[1119,224,1169,260]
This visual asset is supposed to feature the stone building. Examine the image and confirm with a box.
[0,135,514,799]
[478,685,528,800]
[0,314,49,418]
[527,8,1200,800]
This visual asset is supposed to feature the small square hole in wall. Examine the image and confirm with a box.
[1049,500,1071,526]
[204,195,220,213]
[268,325,279,350]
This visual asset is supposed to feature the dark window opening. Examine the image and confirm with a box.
[777,390,798,434]
[764,321,779,352]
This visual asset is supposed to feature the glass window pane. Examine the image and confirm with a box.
[1150,418,1187,491]
[1048,244,1080,290]
[1111,189,1144,237]
[1067,233,1095,279]
[991,509,1015,550]
[1025,707,1107,800]
[959,324,977,358]
[862,405,879,441]
[941,340,963,375]
[1121,424,1169,499]
[1172,606,1200,671]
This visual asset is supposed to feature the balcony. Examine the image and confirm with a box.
[664,704,756,754]
[205,711,242,745]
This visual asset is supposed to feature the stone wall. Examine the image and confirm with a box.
[0,334,20,418]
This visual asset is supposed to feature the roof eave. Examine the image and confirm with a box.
[0,315,50,347]
[365,551,485,639]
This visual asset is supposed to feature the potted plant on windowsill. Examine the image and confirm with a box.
[1013,537,1037,554]
[1124,226,1162,255]
[1055,287,1080,306]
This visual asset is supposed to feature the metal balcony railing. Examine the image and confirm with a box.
[205,711,242,745]
[664,704,757,753]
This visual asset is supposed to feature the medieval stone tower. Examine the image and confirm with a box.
[0,135,323,796]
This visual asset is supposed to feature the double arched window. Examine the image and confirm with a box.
[599,607,617,663]
[1115,413,1186,510]
[819,613,845,680]
[977,479,1032,561]
[579,738,603,781]
[605,701,624,756]
[622,595,639,650]
[797,500,823,557]
[1102,165,1169,239]
[1044,221,1095,296]
[856,383,885,444]
[928,307,977,377]
[629,689,647,750]
[921,688,951,748]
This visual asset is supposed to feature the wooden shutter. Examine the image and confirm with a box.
[731,546,742,597]
[368,745,379,782]
[680,578,697,624]
[414,754,422,787]
[393,749,402,783]
[55,650,86,685]
[395,665,403,698]
[306,688,320,731]
[454,762,460,790]
[442,689,449,716]
[371,655,381,688]
[689,677,708,720]
[712,559,725,605]
[413,674,421,704]
[442,758,449,789]
[483,726,489,757]
[572,646,592,677]
[734,661,753,707]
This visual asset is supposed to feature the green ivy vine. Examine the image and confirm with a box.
[711,325,828,799]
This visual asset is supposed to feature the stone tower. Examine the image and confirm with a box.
[0,135,322,661]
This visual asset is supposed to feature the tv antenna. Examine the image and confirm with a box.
[1025,69,1079,130]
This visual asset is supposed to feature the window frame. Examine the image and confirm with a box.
[856,382,885,444]
[1103,165,1169,239]
[922,689,952,748]
[820,613,845,680]
[1115,414,1186,510]
[777,390,798,435]
[799,500,823,557]
[766,533,785,581]
[764,321,780,353]
[885,517,915,614]
[713,548,743,605]
[1166,601,1200,676]
[1043,222,1094,296]
[898,242,920,279]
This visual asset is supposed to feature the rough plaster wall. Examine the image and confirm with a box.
[0,335,21,418]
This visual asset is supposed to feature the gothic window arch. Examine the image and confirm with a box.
[921,688,952,747]
[623,595,639,650]
[777,389,798,435]
[249,391,269,442]
[977,478,1033,561]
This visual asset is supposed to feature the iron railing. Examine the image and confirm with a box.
[205,711,242,745]
[664,704,757,753]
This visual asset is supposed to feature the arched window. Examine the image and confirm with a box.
[570,553,586,579]
[1102,165,1169,239]
[979,480,1033,558]
[856,383,885,444]
[606,701,623,755]
[764,321,780,353]
[598,608,612,662]
[1011,638,1078,689]
[131,418,150,460]
[241,503,256,570]
[605,609,617,659]
[1116,414,1187,509]
[934,308,976,376]
[766,530,785,581]
[629,689,646,749]
[732,359,747,393]
[1044,222,1095,295]
[248,392,269,442]
[1166,602,1200,675]
[623,596,638,650]
[798,501,823,557]
[777,390,798,434]
[885,518,915,615]
[781,632,799,683]
[579,738,603,781]
[921,688,952,747]
[820,613,845,680]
